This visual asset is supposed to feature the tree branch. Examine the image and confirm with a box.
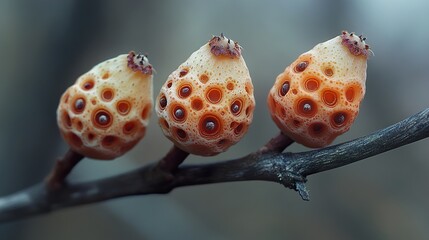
[1,108,428,223]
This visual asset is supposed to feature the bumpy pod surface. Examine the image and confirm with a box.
[57,52,153,159]
[156,34,255,156]
[267,31,369,148]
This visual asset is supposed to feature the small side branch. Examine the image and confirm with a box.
[0,108,428,223]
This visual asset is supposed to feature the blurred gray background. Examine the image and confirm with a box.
[1,0,429,239]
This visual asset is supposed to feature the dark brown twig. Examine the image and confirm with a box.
[1,108,428,223]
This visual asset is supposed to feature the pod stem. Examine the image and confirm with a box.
[157,145,190,172]
[45,149,84,190]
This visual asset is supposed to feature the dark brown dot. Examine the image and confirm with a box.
[199,74,209,83]
[176,128,187,139]
[279,82,290,96]
[179,69,188,77]
[167,81,173,88]
[102,135,118,147]
[93,109,113,128]
[199,115,221,136]
[73,98,85,113]
[179,86,192,98]
[296,98,317,117]
[230,99,242,115]
[333,112,346,126]
[324,68,334,77]
[310,122,326,136]
[295,61,308,72]
[159,96,167,109]
[82,80,94,90]
[172,106,186,121]
[123,121,136,134]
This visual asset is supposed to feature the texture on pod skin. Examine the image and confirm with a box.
[156,34,255,156]
[57,52,153,159]
[267,31,370,148]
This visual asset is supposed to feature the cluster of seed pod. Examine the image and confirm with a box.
[57,31,369,161]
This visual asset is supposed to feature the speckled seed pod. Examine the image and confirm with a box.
[156,34,255,156]
[267,31,369,148]
[57,52,153,160]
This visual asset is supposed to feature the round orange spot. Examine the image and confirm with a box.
[178,84,192,98]
[117,100,131,115]
[101,88,114,102]
[191,98,203,111]
[309,122,326,136]
[102,72,110,79]
[230,121,239,129]
[199,115,221,137]
[206,87,222,104]
[88,133,95,141]
[227,82,234,90]
[92,109,113,128]
[293,119,301,127]
[292,89,298,95]
[141,103,152,120]
[245,82,253,95]
[102,135,118,147]
[296,98,317,117]
[322,90,338,106]
[234,123,244,135]
[345,87,355,102]
[160,118,170,130]
[123,121,137,135]
[75,120,83,131]
[324,67,334,77]
[199,74,209,83]
[61,111,72,128]
[245,106,253,117]
[304,78,320,91]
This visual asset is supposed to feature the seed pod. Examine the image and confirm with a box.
[267,31,369,148]
[156,34,255,156]
[57,52,153,159]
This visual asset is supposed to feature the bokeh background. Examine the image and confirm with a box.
[1,0,429,239]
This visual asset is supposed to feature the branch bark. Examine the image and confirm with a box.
[1,108,428,223]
